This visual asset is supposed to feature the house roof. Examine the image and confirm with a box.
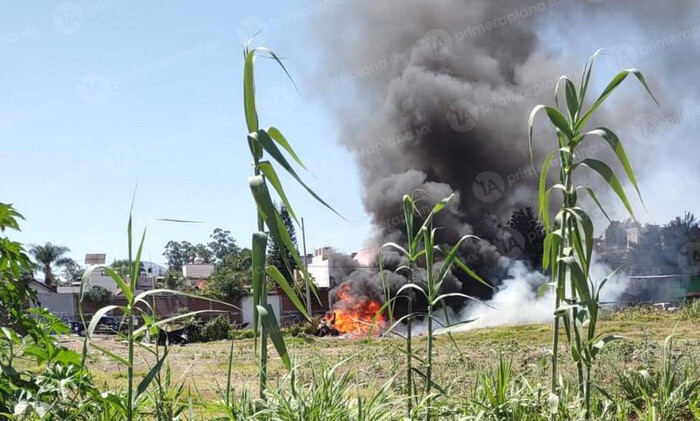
[28,279,57,293]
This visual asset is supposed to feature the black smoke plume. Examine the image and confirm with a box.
[310,0,700,307]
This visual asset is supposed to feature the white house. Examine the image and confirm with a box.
[182,257,215,280]
[303,246,375,288]
[306,246,332,288]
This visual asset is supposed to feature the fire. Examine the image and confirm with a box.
[324,283,386,336]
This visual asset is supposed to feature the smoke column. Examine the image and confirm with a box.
[308,1,700,314]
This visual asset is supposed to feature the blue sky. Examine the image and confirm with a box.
[1,1,369,267]
[3,2,699,272]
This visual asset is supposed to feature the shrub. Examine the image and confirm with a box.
[199,315,233,342]
[83,285,112,306]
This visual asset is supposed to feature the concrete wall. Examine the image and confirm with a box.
[241,294,282,327]
[35,293,76,319]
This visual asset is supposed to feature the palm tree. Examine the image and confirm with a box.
[29,242,72,287]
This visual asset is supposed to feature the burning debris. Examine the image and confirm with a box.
[318,282,387,337]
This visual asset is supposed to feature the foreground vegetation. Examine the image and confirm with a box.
[57,307,699,419]
[2,46,699,420]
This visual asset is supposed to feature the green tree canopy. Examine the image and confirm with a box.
[28,242,72,287]
[267,203,298,281]
[204,248,252,302]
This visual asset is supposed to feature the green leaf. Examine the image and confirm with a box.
[528,105,575,162]
[266,265,310,321]
[580,186,611,223]
[538,149,558,223]
[267,127,306,171]
[560,256,591,302]
[257,304,291,370]
[243,50,258,133]
[252,232,268,341]
[577,158,635,219]
[537,281,555,298]
[135,348,169,401]
[579,127,643,204]
[566,207,594,270]
[433,292,482,308]
[543,232,553,271]
[576,68,658,131]
[435,235,482,287]
[554,75,579,121]
[87,305,123,338]
[102,267,132,304]
[258,161,298,224]
[249,176,296,275]
[578,49,604,108]
[591,335,624,358]
[91,342,130,367]
[130,228,146,293]
[254,129,342,220]
[254,47,300,95]
[453,255,492,289]
[133,310,228,337]
[414,194,454,245]
[134,288,237,307]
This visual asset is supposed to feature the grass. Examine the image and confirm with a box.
[58,309,699,409]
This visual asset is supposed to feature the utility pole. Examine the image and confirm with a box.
[301,217,312,315]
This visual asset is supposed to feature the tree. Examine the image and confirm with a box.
[28,242,72,287]
[267,204,298,281]
[208,228,240,262]
[661,212,699,271]
[204,248,252,301]
[111,259,131,278]
[163,240,197,272]
[61,258,84,284]
[163,270,186,290]
[84,285,112,306]
[194,243,214,263]
[507,206,544,269]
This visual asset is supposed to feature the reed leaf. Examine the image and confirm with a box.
[257,304,291,370]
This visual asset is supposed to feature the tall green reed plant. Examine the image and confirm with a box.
[78,204,238,421]
[241,41,340,397]
[528,50,657,418]
[380,194,489,420]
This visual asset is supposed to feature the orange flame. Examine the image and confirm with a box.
[325,283,386,336]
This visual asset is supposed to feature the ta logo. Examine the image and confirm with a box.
[446,100,478,132]
[420,29,452,61]
[472,171,504,203]
[53,2,85,34]
[78,73,111,105]
[679,242,700,275]
[632,113,663,146]
[495,227,526,260]
[603,43,637,72]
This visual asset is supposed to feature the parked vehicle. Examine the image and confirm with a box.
[70,315,127,336]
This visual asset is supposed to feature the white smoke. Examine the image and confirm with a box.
[440,260,630,334]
